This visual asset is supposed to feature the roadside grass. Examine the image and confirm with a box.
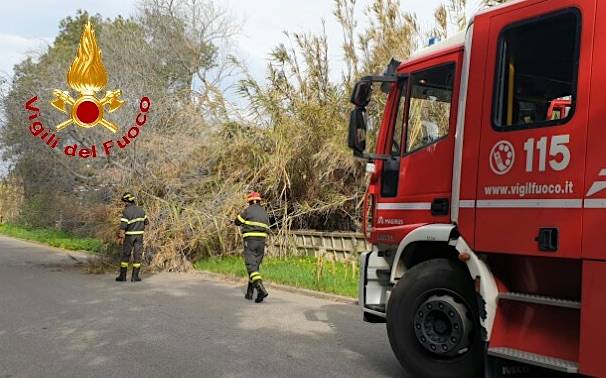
[194,255,358,298]
[0,223,103,253]
[0,223,360,295]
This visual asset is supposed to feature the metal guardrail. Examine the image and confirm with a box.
[267,230,371,261]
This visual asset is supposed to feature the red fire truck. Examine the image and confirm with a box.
[348,0,606,377]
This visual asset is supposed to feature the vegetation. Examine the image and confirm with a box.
[195,256,358,298]
[0,0,500,272]
[0,223,103,253]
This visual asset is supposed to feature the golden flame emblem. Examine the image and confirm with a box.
[51,21,124,133]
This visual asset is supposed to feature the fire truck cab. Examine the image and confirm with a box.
[349,0,606,377]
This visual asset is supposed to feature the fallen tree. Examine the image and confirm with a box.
[0,0,470,270]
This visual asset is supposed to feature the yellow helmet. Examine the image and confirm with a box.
[121,192,135,203]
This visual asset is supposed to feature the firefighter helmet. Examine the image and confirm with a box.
[121,192,136,203]
[246,192,262,203]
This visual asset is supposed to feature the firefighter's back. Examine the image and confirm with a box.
[123,204,146,234]
[246,203,269,226]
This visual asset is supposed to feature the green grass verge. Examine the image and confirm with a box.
[194,255,358,298]
[0,223,103,253]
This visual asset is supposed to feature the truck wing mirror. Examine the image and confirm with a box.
[347,71,402,159]
[348,107,367,157]
[350,80,372,107]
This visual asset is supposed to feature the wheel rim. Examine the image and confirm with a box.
[412,292,473,358]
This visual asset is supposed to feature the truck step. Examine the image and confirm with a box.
[488,347,579,374]
[498,292,580,309]
[365,304,385,313]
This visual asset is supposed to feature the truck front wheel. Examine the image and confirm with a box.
[386,258,483,378]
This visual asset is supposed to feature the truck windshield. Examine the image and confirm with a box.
[365,82,394,155]
[390,80,408,155]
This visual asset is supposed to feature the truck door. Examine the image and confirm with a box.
[374,54,461,242]
[475,2,591,257]
[582,0,605,261]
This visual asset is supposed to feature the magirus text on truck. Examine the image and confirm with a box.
[348,0,606,377]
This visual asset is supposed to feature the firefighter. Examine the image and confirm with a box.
[116,192,149,282]
[234,192,270,303]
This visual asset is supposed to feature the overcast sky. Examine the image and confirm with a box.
[0,0,484,81]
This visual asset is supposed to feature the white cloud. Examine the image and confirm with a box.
[0,0,136,78]
[0,34,51,78]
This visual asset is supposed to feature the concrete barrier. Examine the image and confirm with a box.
[266,230,370,262]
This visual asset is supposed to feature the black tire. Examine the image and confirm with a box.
[386,258,483,378]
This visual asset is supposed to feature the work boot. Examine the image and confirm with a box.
[245,282,254,300]
[115,267,127,282]
[255,281,268,303]
[131,267,142,282]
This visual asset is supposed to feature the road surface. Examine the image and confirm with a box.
[0,236,402,378]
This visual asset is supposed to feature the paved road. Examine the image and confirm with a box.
[0,236,402,378]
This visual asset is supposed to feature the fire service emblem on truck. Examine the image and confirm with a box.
[23,20,151,159]
[489,140,515,175]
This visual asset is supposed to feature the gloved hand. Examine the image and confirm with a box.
[116,230,125,245]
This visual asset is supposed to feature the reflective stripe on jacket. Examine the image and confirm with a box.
[235,203,269,238]
[120,203,148,236]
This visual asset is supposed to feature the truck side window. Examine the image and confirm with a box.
[493,9,580,129]
[406,63,455,153]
